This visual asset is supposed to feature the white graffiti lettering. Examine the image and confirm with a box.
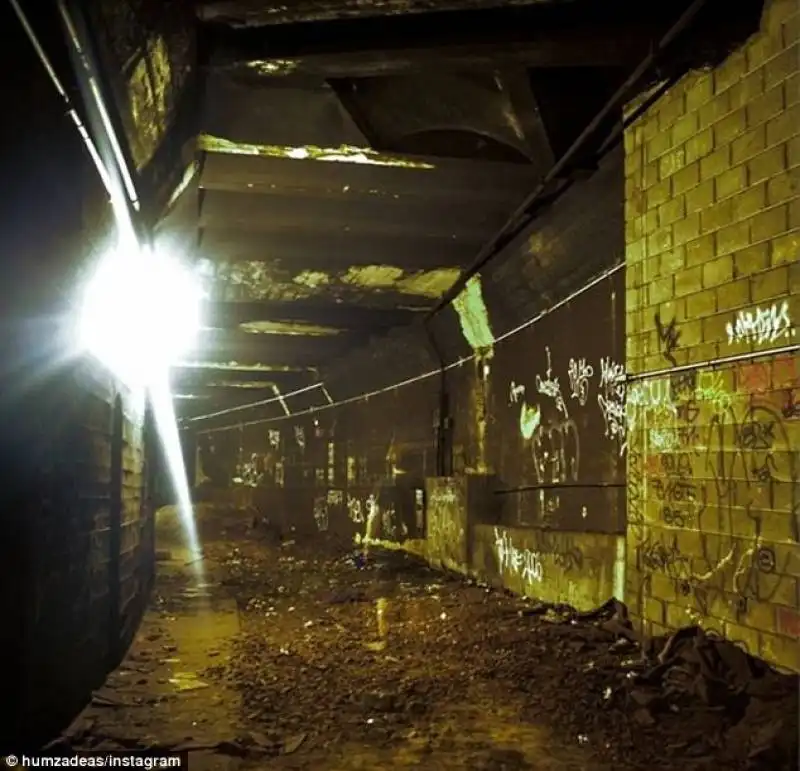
[535,346,569,418]
[268,429,280,448]
[348,496,364,523]
[494,527,543,584]
[597,357,627,455]
[532,419,580,484]
[294,425,306,449]
[726,301,794,346]
[509,381,526,404]
[567,357,594,406]
[313,496,328,531]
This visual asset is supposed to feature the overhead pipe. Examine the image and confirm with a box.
[55,0,150,246]
[426,0,712,319]
[7,0,113,198]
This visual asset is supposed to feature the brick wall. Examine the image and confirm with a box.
[624,0,799,671]
[0,31,154,747]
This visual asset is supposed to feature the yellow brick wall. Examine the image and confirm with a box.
[624,0,800,672]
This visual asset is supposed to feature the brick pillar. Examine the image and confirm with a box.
[624,0,799,671]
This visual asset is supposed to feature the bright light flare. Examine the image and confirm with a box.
[77,245,204,389]
[75,240,206,575]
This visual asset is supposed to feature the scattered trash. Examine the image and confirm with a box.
[168,673,210,692]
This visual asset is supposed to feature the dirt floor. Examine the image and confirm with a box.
[53,520,798,771]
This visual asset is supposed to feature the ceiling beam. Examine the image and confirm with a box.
[197,228,475,269]
[201,299,421,329]
[197,189,506,239]
[199,147,539,201]
[194,330,360,366]
[198,3,670,76]
[170,366,315,388]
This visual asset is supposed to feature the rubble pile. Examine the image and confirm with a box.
[204,546,798,770]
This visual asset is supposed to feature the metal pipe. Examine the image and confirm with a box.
[426,0,712,319]
[494,482,626,494]
[423,317,450,476]
[625,343,799,383]
[56,0,149,246]
[7,0,114,197]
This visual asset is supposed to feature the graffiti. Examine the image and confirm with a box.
[494,528,543,584]
[694,371,731,413]
[597,357,627,455]
[655,313,681,366]
[535,346,569,418]
[782,390,800,419]
[532,529,584,572]
[327,489,343,506]
[268,429,280,448]
[294,425,306,450]
[628,444,645,538]
[348,496,364,523]
[637,534,689,574]
[754,546,776,573]
[725,300,794,345]
[313,495,328,531]
[509,381,526,404]
[519,403,541,440]
[532,419,580,484]
[652,448,703,529]
[736,415,775,451]
[567,357,594,406]
[381,506,397,541]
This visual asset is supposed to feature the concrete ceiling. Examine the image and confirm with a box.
[77,0,762,421]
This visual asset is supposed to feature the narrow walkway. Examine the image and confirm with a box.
[55,515,797,770]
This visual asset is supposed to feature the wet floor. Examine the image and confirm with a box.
[56,523,797,771]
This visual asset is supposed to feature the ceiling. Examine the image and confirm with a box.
[77,0,760,423]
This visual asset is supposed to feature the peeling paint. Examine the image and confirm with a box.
[452,276,495,353]
[239,320,340,336]
[246,59,298,75]
[293,270,332,289]
[198,133,436,168]
[341,265,461,298]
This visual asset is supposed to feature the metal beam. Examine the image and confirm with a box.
[198,3,671,76]
[202,299,421,329]
[170,366,315,388]
[199,145,539,201]
[197,228,476,269]
[198,188,507,239]
[194,330,360,366]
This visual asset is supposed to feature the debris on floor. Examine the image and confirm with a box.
[55,532,798,771]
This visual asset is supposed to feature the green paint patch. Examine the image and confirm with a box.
[198,134,435,168]
[519,403,541,440]
[239,320,340,336]
[452,276,495,352]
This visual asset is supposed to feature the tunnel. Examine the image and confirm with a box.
[0,0,798,768]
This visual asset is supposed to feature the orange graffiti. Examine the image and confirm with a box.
[776,606,800,638]
[737,361,770,393]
